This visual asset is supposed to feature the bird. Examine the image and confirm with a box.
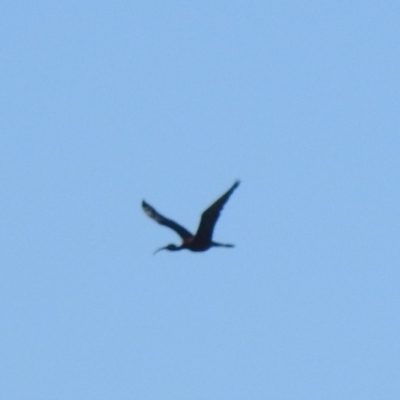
[142,180,240,254]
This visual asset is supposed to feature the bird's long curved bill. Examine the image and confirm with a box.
[153,246,166,255]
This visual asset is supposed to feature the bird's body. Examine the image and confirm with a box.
[142,181,240,253]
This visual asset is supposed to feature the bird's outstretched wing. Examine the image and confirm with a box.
[142,201,193,240]
[194,180,240,243]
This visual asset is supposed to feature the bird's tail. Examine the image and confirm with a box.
[212,242,234,248]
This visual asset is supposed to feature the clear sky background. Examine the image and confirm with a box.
[1,1,400,399]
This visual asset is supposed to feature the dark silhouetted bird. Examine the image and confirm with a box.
[142,181,240,254]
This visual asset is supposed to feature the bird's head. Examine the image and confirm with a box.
[153,244,182,255]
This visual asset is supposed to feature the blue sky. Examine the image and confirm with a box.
[1,1,400,399]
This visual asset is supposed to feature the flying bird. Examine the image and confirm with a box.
[142,181,240,254]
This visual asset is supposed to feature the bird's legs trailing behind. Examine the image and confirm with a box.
[211,242,234,248]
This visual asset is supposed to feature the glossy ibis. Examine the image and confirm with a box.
[142,181,240,254]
